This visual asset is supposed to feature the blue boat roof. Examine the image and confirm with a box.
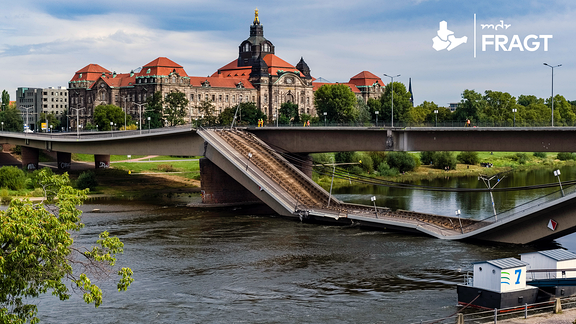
[474,257,528,269]
[521,249,576,261]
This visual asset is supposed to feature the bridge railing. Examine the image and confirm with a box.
[12,124,194,139]
[461,184,576,232]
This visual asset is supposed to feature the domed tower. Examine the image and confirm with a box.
[296,57,312,80]
[238,9,275,67]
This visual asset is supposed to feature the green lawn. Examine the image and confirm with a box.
[112,161,200,180]
[72,154,201,162]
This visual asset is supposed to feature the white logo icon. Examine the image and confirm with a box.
[432,21,468,51]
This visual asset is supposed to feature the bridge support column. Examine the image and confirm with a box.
[57,152,72,170]
[94,155,110,169]
[200,158,260,204]
[288,153,313,178]
[21,146,39,171]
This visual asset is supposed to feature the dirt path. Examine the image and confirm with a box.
[499,308,576,323]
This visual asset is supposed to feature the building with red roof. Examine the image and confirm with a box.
[67,10,385,126]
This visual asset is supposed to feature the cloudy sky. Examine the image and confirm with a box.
[1,0,573,106]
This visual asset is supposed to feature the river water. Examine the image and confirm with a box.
[36,166,576,323]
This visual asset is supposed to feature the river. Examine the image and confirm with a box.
[35,166,576,323]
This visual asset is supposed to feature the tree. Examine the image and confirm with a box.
[379,81,412,125]
[93,105,132,131]
[164,91,189,126]
[0,169,133,323]
[1,90,9,111]
[314,84,358,123]
[367,98,382,122]
[39,112,61,131]
[453,89,485,122]
[144,91,164,129]
[279,102,299,125]
[197,100,218,127]
[480,90,518,125]
[231,102,266,126]
[0,106,24,132]
[356,98,371,124]
[218,107,235,127]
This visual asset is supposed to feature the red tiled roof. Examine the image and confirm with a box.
[312,82,362,94]
[348,71,385,87]
[97,73,137,88]
[189,76,254,89]
[137,57,188,77]
[212,59,252,79]
[70,64,110,82]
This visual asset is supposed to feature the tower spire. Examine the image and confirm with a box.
[254,8,260,25]
[408,77,414,107]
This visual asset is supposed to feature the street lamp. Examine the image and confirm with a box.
[133,102,145,134]
[512,108,517,127]
[323,111,327,126]
[123,97,127,131]
[455,209,463,233]
[371,196,378,217]
[71,107,84,139]
[1,122,3,131]
[147,116,151,133]
[544,63,561,127]
[273,113,276,127]
[375,111,379,127]
[383,73,400,127]
[434,109,438,127]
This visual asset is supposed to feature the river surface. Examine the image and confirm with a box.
[36,166,576,323]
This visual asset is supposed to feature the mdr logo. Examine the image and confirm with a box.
[432,14,553,57]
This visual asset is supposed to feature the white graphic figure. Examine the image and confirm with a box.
[432,21,468,51]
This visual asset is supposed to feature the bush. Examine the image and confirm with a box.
[76,171,98,191]
[311,153,332,164]
[533,152,547,158]
[377,162,399,177]
[420,151,436,165]
[457,151,480,165]
[335,151,355,164]
[11,145,21,155]
[434,151,457,170]
[368,152,387,169]
[0,166,26,190]
[355,153,374,173]
[157,164,179,172]
[512,153,529,165]
[557,152,575,161]
[386,152,417,173]
[27,167,54,189]
[349,165,364,175]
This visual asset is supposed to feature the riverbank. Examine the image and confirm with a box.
[499,308,576,324]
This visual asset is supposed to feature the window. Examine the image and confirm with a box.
[233,95,236,103]
[263,43,270,52]
[198,94,202,101]
[205,94,209,101]
[212,95,215,101]
[264,94,267,103]
[190,94,194,101]
[239,95,243,102]
[138,94,141,102]
[226,95,229,102]
[307,97,310,105]
[243,43,250,52]
[219,95,222,102]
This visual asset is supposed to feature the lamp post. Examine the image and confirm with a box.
[110,122,114,137]
[383,73,400,127]
[71,107,84,139]
[375,111,379,127]
[434,109,438,127]
[323,111,327,126]
[544,63,561,127]
[133,102,145,134]
[123,97,127,131]
[273,113,276,128]
[512,108,517,127]
[147,116,151,133]
[455,209,463,233]
[1,122,4,131]
[371,196,378,217]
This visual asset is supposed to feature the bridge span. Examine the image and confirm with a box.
[0,126,576,244]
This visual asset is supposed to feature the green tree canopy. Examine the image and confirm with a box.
[0,106,24,132]
[144,91,164,129]
[197,100,218,127]
[279,102,300,125]
[232,102,266,126]
[314,84,358,123]
[0,169,133,323]
[479,90,519,124]
[1,90,9,111]
[218,106,235,127]
[164,91,189,126]
[39,112,61,131]
[453,89,485,122]
[379,81,412,125]
[93,104,132,131]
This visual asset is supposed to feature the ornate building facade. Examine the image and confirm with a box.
[67,11,385,127]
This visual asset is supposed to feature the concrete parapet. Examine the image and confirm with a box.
[57,152,72,170]
[200,157,260,204]
[21,146,39,171]
[94,155,110,169]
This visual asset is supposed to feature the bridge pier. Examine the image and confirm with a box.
[21,146,39,171]
[94,155,110,169]
[287,153,313,178]
[199,157,260,204]
[57,152,72,170]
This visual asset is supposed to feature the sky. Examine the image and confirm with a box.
[0,0,574,106]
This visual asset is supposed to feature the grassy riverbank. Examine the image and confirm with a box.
[313,152,576,189]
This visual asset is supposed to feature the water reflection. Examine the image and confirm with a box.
[334,165,576,219]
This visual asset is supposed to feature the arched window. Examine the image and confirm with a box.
[263,43,270,52]
[243,43,250,52]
